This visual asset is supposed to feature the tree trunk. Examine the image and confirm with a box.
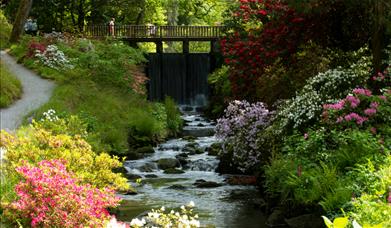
[77,0,85,32]
[371,0,383,72]
[9,0,33,43]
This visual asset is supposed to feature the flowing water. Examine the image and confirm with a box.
[116,106,267,227]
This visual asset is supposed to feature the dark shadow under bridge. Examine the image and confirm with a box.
[85,25,224,105]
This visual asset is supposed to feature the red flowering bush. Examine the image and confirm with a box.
[221,0,309,100]
[5,159,120,227]
[27,41,46,58]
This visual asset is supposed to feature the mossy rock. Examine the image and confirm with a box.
[157,158,180,170]
[182,135,197,141]
[163,168,185,174]
[135,146,155,154]
[207,142,221,156]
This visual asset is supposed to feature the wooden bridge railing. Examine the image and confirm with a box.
[84,25,223,40]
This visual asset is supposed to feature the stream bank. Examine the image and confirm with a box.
[116,106,267,227]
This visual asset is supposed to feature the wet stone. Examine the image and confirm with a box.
[144,174,158,178]
[157,158,180,170]
[138,163,156,173]
[284,214,324,228]
[164,168,185,174]
[125,173,142,180]
[182,135,197,141]
[167,184,187,190]
[193,179,222,188]
[207,142,221,156]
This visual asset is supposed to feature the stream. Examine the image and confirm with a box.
[116,106,267,227]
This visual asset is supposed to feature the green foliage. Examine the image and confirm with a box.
[322,216,349,228]
[164,96,183,137]
[0,10,12,49]
[275,48,372,133]
[0,61,22,108]
[207,65,231,118]
[8,35,178,154]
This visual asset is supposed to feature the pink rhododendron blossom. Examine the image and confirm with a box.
[323,100,345,110]
[346,95,360,108]
[353,88,372,96]
[8,159,120,227]
[364,108,377,116]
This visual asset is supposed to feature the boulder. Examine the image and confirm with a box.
[168,184,187,190]
[144,174,158,178]
[285,214,324,228]
[157,158,180,170]
[125,173,142,180]
[226,175,257,185]
[138,163,157,172]
[193,179,222,188]
[266,209,286,227]
[207,143,221,156]
[164,168,185,174]
[182,135,197,141]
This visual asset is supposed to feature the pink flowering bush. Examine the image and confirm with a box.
[323,87,390,128]
[215,100,272,171]
[4,159,120,227]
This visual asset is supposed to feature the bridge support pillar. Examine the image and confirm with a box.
[156,41,163,53]
[183,40,189,54]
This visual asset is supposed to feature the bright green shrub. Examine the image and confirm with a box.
[0,61,22,108]
[164,96,183,137]
[0,10,11,50]
[0,115,130,193]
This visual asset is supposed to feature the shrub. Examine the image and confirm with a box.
[0,113,130,192]
[164,96,183,137]
[323,87,391,128]
[0,60,22,108]
[4,159,120,227]
[216,100,272,171]
[275,50,371,132]
[0,10,12,49]
[34,44,74,70]
[207,65,232,118]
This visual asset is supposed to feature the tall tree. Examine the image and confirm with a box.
[9,0,33,42]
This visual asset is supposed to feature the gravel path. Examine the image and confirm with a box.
[0,51,55,131]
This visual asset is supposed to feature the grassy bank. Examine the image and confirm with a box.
[9,35,181,155]
[0,61,22,108]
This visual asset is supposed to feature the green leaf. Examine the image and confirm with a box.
[333,217,349,228]
[322,216,333,228]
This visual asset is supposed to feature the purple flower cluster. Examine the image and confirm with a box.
[216,100,272,170]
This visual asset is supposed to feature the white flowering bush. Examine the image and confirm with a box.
[35,44,74,70]
[276,49,372,131]
[216,100,272,171]
[129,201,200,228]
[41,109,59,122]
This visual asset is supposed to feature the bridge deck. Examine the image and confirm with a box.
[84,25,223,41]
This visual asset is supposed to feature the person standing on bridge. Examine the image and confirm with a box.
[109,17,115,36]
